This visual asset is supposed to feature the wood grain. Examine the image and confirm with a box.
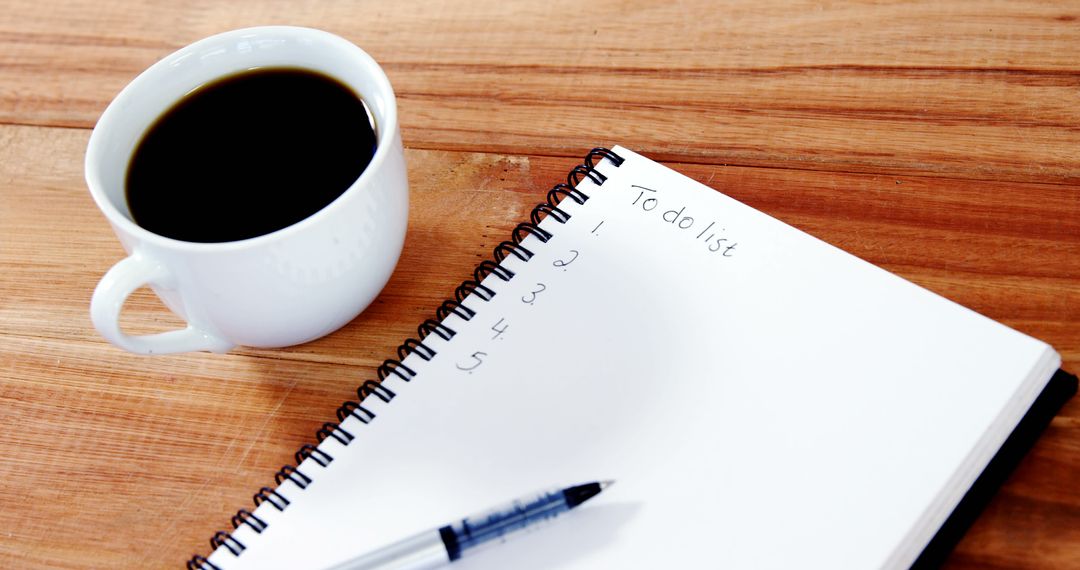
[0,1,1077,568]
[2,1,1080,181]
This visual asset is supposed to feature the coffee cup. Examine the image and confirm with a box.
[86,26,408,355]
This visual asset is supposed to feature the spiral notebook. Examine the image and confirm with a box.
[190,147,1075,570]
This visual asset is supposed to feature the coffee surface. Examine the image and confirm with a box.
[126,67,376,243]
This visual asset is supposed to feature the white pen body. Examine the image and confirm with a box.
[325,530,449,570]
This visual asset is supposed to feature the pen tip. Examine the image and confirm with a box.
[565,481,613,508]
[600,479,615,490]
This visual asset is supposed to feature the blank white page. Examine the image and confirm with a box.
[208,146,1059,570]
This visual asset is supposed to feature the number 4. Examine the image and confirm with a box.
[491,318,508,340]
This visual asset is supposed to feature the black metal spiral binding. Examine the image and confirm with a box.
[418,318,455,341]
[189,148,623,568]
[547,183,588,207]
[568,164,606,186]
[231,509,267,534]
[273,465,311,489]
[456,279,496,302]
[398,337,436,361]
[435,298,476,321]
[315,422,354,446]
[493,240,533,263]
[359,379,395,402]
[187,555,221,570]
[295,443,333,467]
[211,531,245,556]
[336,401,376,425]
[585,147,625,168]
[252,486,289,511]
[512,222,552,244]
[377,359,416,382]
[475,259,515,282]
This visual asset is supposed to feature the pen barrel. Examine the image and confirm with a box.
[327,483,603,570]
[441,487,571,560]
[325,530,449,570]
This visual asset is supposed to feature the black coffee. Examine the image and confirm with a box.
[125,68,376,243]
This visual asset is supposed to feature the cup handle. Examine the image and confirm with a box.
[90,253,234,355]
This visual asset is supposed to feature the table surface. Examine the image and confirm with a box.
[1,2,1077,568]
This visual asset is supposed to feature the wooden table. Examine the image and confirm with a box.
[1,2,1077,568]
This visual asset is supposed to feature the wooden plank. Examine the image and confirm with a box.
[2,1,1079,182]
[0,334,351,568]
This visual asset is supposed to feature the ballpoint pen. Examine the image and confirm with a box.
[326,480,613,570]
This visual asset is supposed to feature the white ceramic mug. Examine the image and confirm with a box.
[86,26,408,355]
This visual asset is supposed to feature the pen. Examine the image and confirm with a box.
[326,480,613,570]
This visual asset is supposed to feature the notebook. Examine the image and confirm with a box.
[190,146,1075,570]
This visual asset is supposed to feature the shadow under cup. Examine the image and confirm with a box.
[86,27,408,354]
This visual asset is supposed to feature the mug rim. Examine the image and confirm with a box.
[84,25,399,252]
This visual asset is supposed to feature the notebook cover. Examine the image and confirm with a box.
[912,368,1078,568]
